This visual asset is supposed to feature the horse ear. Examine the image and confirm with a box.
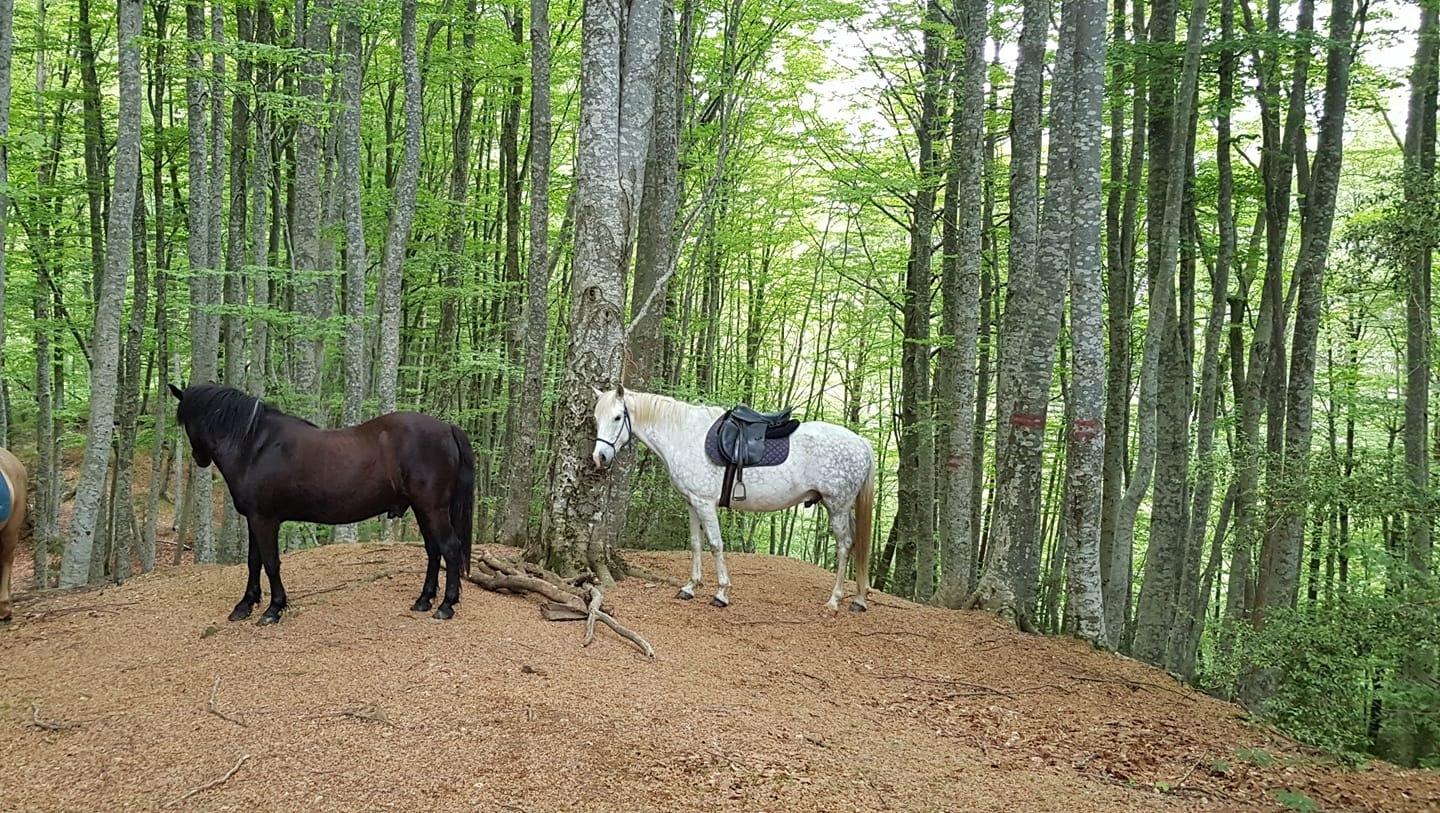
[168,383,185,401]
[616,383,626,396]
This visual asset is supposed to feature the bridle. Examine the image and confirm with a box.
[594,400,634,459]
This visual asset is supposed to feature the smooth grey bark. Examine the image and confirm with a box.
[543,0,641,583]
[1100,0,1145,641]
[934,0,986,608]
[1115,0,1205,656]
[1243,0,1360,711]
[60,0,143,588]
[892,0,944,602]
[291,0,330,419]
[333,3,368,545]
[376,0,422,415]
[970,0,1051,629]
[248,0,275,398]
[1054,0,1108,645]
[501,0,552,555]
[1174,0,1238,680]
[1378,0,1438,766]
[112,171,151,583]
[183,0,217,564]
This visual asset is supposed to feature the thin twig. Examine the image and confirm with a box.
[207,677,247,727]
[29,702,80,732]
[166,754,251,807]
[1062,672,1200,703]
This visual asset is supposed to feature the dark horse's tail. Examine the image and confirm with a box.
[451,425,476,575]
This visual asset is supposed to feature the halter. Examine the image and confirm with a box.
[594,399,634,458]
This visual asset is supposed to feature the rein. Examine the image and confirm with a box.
[594,400,634,457]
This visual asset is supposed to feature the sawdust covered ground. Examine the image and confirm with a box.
[2,543,1438,813]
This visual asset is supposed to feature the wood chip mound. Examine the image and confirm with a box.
[1,543,1436,812]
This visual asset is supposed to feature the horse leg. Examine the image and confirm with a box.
[0,521,15,622]
[693,502,731,608]
[253,519,287,625]
[826,503,853,613]
[411,527,440,613]
[675,504,705,601]
[229,521,266,621]
[414,510,460,620]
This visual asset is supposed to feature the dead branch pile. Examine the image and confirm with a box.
[466,551,654,657]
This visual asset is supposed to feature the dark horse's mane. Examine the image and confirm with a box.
[176,384,317,459]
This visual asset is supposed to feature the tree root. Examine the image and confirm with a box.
[467,551,654,658]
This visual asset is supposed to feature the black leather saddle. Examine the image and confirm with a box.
[704,405,801,507]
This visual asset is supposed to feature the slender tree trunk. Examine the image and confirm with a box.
[184,0,217,563]
[291,0,330,419]
[60,0,143,588]
[502,0,553,555]
[329,1,369,544]
[970,0,1052,629]
[1055,0,1108,645]
[1243,0,1360,710]
[1378,0,1438,767]
[112,169,151,583]
[935,0,986,607]
[376,0,423,415]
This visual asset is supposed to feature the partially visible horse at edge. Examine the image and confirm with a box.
[0,447,29,622]
[591,386,873,612]
[169,383,475,623]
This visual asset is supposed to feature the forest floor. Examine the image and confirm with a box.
[3,540,1440,812]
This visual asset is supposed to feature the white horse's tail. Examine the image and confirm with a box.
[851,461,875,606]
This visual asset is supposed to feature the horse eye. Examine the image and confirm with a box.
[614,415,622,422]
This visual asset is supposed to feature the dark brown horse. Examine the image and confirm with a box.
[0,447,28,622]
[169,383,475,623]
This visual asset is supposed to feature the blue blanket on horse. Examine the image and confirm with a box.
[0,471,11,524]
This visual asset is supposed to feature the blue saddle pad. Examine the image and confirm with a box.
[704,415,793,468]
[0,471,11,525]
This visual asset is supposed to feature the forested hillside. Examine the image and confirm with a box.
[0,0,1435,768]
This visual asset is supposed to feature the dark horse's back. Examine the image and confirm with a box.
[266,412,473,540]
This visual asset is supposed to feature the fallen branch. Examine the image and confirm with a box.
[314,705,396,727]
[467,550,654,657]
[207,677,247,727]
[167,754,251,807]
[29,702,80,732]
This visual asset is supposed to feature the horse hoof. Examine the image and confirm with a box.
[849,601,868,613]
[710,597,729,608]
[258,611,282,626]
[433,605,455,620]
[228,605,254,622]
[412,598,433,612]
[674,590,694,601]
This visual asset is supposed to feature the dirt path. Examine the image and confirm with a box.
[1,544,1436,812]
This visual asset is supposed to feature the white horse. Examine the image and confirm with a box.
[591,386,874,611]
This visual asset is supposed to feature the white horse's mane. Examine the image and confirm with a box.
[623,390,722,433]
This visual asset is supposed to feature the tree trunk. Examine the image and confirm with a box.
[59,0,143,588]
[542,0,648,582]
[1378,0,1438,767]
[501,0,553,555]
[934,0,986,608]
[291,0,331,419]
[376,0,422,415]
[1242,0,1361,711]
[1100,0,1145,643]
[184,0,217,564]
[1053,0,1108,645]
[970,0,1052,629]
